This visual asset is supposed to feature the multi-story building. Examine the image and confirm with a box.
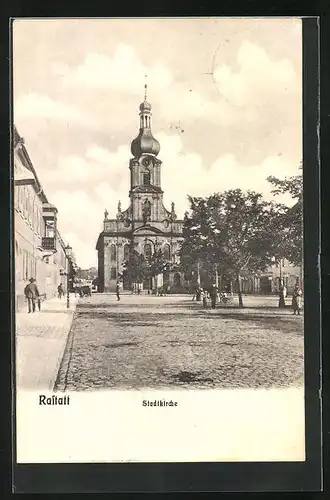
[96,88,186,292]
[13,126,75,311]
[239,259,302,295]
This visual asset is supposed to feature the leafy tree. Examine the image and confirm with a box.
[182,189,280,307]
[148,249,166,278]
[122,249,148,286]
[180,205,220,287]
[122,248,171,290]
[267,166,303,266]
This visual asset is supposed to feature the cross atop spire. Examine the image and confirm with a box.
[144,74,148,101]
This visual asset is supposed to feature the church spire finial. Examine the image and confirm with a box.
[144,74,148,101]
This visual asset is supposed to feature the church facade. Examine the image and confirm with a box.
[96,89,185,293]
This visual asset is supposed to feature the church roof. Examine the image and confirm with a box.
[130,185,163,194]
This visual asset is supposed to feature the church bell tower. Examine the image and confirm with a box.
[129,84,164,224]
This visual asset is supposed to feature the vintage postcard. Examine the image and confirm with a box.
[13,17,307,467]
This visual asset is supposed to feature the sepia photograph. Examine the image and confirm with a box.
[13,17,305,464]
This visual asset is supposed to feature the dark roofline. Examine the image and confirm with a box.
[14,126,75,263]
[13,125,48,204]
[97,230,183,240]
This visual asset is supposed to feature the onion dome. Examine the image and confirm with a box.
[131,85,160,158]
[131,129,160,158]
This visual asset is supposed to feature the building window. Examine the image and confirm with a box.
[39,210,43,236]
[144,242,152,260]
[143,170,151,185]
[163,244,170,261]
[124,244,130,262]
[14,186,19,208]
[19,187,23,212]
[110,244,116,261]
[30,252,34,278]
[33,204,37,231]
[23,250,29,280]
[28,195,32,223]
[110,267,117,280]
[23,188,27,216]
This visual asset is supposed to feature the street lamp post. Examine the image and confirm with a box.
[278,258,286,308]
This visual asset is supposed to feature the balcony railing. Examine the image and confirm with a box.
[41,237,56,250]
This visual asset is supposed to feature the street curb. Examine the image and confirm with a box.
[50,298,78,391]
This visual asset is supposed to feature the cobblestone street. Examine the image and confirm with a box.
[55,294,304,391]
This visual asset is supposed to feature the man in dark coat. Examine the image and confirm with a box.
[24,278,40,313]
[116,282,120,301]
[57,283,64,298]
[210,284,218,309]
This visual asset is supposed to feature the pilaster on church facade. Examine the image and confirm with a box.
[96,86,185,293]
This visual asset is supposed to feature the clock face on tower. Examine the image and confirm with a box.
[142,156,152,167]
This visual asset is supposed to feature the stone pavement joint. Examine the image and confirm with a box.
[16,295,78,391]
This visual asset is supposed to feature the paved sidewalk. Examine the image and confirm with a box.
[15,295,78,390]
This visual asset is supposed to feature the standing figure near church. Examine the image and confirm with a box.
[292,283,302,315]
[210,284,218,309]
[24,278,40,313]
[57,283,64,299]
[116,282,120,301]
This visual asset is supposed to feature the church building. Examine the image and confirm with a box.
[96,87,185,293]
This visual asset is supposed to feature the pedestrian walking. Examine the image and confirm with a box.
[24,278,40,313]
[116,282,120,301]
[210,284,217,309]
[202,289,208,308]
[58,283,64,299]
[292,284,302,315]
[196,287,202,301]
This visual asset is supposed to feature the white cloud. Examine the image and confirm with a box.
[52,190,104,268]
[59,44,219,124]
[62,45,173,93]
[213,40,298,108]
[45,143,131,188]
[14,93,95,126]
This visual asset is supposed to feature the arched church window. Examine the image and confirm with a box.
[143,170,151,185]
[144,242,152,260]
[110,244,116,261]
[145,116,148,127]
[124,244,130,262]
[110,267,117,280]
[163,244,170,261]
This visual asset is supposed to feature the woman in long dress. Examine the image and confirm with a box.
[292,284,303,315]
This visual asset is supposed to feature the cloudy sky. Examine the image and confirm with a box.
[13,18,302,268]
